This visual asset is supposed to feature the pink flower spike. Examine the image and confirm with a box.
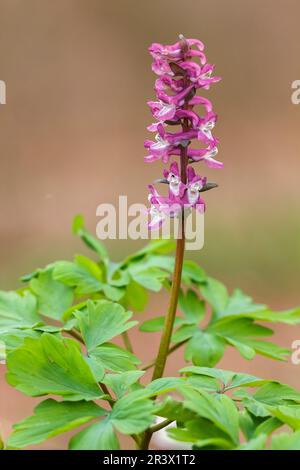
[145,36,221,218]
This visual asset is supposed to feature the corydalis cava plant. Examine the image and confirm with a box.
[144,36,222,387]
[1,37,300,453]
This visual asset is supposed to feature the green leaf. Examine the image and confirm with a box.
[6,334,102,400]
[110,390,154,434]
[107,263,130,287]
[270,405,300,429]
[172,324,198,343]
[253,416,282,437]
[206,287,300,325]
[237,434,267,450]
[209,317,273,338]
[271,430,300,450]
[240,339,290,361]
[0,329,41,353]
[235,382,300,420]
[224,338,256,360]
[129,267,169,292]
[0,291,40,332]
[70,390,154,448]
[180,366,233,385]
[135,255,174,273]
[235,392,271,418]
[73,214,109,262]
[181,260,206,284]
[30,270,74,321]
[179,386,239,444]
[125,281,148,312]
[140,316,183,333]
[185,331,226,367]
[103,371,145,398]
[186,375,221,393]
[238,410,281,440]
[62,301,87,321]
[154,397,196,422]
[145,377,186,397]
[168,418,234,449]
[208,317,289,361]
[69,417,119,450]
[53,257,102,296]
[75,300,137,352]
[199,277,228,317]
[181,366,269,391]
[101,284,125,302]
[122,239,175,266]
[219,289,266,318]
[179,289,205,324]
[124,280,148,311]
[84,356,105,381]
[90,343,140,372]
[8,399,104,449]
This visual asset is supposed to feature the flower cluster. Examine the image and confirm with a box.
[145,35,222,229]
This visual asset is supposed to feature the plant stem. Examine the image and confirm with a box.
[99,382,115,407]
[69,328,84,342]
[151,142,188,382]
[149,418,174,434]
[139,143,188,451]
[122,331,134,353]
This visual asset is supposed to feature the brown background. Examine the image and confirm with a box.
[0,0,300,449]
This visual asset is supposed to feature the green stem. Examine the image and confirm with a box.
[139,144,188,451]
[149,418,174,434]
[122,331,134,353]
[151,144,188,382]
[99,382,115,407]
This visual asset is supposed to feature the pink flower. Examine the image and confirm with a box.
[144,124,175,163]
[147,163,208,229]
[149,37,205,62]
[163,162,186,200]
[147,100,176,122]
[147,184,182,229]
[184,166,206,213]
[187,145,223,168]
[197,112,218,144]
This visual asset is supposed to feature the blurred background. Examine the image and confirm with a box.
[0,0,300,448]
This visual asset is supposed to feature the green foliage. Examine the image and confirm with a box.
[103,371,145,398]
[6,334,102,400]
[0,291,39,332]
[75,300,137,353]
[30,270,74,321]
[8,399,104,449]
[89,343,140,372]
[2,215,300,450]
[69,418,119,450]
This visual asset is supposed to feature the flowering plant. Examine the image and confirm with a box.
[1,37,300,452]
